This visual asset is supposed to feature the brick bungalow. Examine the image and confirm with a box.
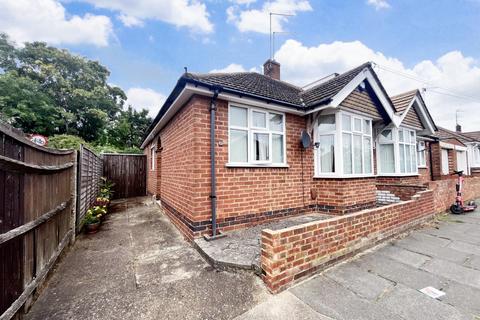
[141,60,438,240]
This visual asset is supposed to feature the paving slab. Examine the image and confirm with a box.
[376,243,431,268]
[378,284,470,320]
[290,275,404,320]
[421,258,480,289]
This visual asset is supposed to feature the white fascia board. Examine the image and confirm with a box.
[140,86,193,149]
[398,95,435,135]
[306,68,398,126]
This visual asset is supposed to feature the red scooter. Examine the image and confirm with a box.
[450,170,477,214]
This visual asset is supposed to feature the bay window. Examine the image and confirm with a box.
[474,146,480,166]
[228,104,286,165]
[417,141,426,167]
[315,111,373,177]
[378,127,418,175]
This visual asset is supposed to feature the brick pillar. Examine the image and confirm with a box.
[431,142,442,180]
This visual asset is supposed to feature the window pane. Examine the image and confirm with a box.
[400,144,406,173]
[363,120,371,135]
[353,135,362,173]
[364,137,372,173]
[405,144,412,173]
[342,115,351,131]
[410,131,415,144]
[343,133,352,174]
[399,130,404,143]
[318,115,335,132]
[410,146,416,171]
[354,118,362,132]
[254,133,269,161]
[230,130,248,162]
[319,135,335,173]
[381,129,392,140]
[269,113,283,131]
[380,144,395,173]
[272,134,284,163]
[230,106,247,127]
[441,149,449,174]
[252,111,266,128]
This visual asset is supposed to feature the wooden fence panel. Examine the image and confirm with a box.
[76,145,102,232]
[102,154,146,199]
[0,122,75,320]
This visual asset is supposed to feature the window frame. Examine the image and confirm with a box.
[474,146,480,166]
[313,110,374,178]
[417,141,427,168]
[227,103,287,167]
[150,144,156,171]
[377,127,419,176]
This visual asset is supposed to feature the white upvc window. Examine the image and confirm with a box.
[441,149,449,175]
[474,146,480,166]
[228,104,286,166]
[417,141,427,168]
[314,111,373,177]
[377,127,418,175]
[150,145,155,171]
[457,150,468,173]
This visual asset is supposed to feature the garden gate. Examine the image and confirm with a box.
[102,154,146,199]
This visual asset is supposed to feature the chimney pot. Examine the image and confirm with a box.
[456,124,462,132]
[263,59,280,80]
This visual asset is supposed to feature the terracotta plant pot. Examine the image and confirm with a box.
[85,221,101,234]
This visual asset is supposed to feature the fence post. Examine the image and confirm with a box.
[70,150,78,244]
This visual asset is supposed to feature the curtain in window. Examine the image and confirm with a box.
[319,135,335,173]
[272,134,284,163]
[230,130,248,162]
[343,133,352,174]
[254,133,269,161]
[364,137,372,173]
[353,135,362,173]
[380,144,395,173]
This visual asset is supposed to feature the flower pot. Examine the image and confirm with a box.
[85,221,101,234]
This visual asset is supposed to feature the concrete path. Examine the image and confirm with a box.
[25,198,268,320]
[236,206,480,320]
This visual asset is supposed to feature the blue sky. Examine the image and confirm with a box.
[1,0,479,130]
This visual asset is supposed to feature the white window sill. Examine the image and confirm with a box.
[225,163,290,168]
[377,173,420,177]
[313,174,375,179]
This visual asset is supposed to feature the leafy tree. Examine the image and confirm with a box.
[48,134,88,150]
[0,33,153,151]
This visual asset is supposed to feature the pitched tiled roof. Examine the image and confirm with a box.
[433,127,476,144]
[391,90,417,113]
[183,62,383,110]
[462,131,480,141]
[300,63,372,107]
[184,72,304,107]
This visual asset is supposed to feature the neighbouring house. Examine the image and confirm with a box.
[141,59,439,240]
[457,130,480,176]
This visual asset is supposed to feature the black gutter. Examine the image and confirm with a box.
[209,88,220,237]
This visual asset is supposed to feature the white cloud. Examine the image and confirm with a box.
[79,0,214,33]
[126,88,166,117]
[227,0,312,34]
[274,39,480,131]
[0,0,113,46]
[367,0,390,10]
[210,63,247,73]
[230,0,257,6]
[118,14,144,27]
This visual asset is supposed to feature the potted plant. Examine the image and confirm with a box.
[99,177,115,200]
[83,209,101,234]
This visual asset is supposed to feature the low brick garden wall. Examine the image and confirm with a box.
[261,189,435,293]
[428,176,480,213]
[376,183,428,201]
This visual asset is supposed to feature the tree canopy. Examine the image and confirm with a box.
[0,33,152,152]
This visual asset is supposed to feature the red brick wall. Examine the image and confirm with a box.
[261,189,435,293]
[145,95,378,239]
[376,184,427,200]
[428,176,480,213]
[144,141,157,196]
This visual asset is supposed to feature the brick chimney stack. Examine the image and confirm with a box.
[456,124,462,132]
[263,59,280,80]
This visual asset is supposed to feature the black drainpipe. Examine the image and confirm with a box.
[210,88,220,237]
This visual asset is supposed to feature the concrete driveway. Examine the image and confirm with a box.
[236,207,480,320]
[25,198,268,320]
